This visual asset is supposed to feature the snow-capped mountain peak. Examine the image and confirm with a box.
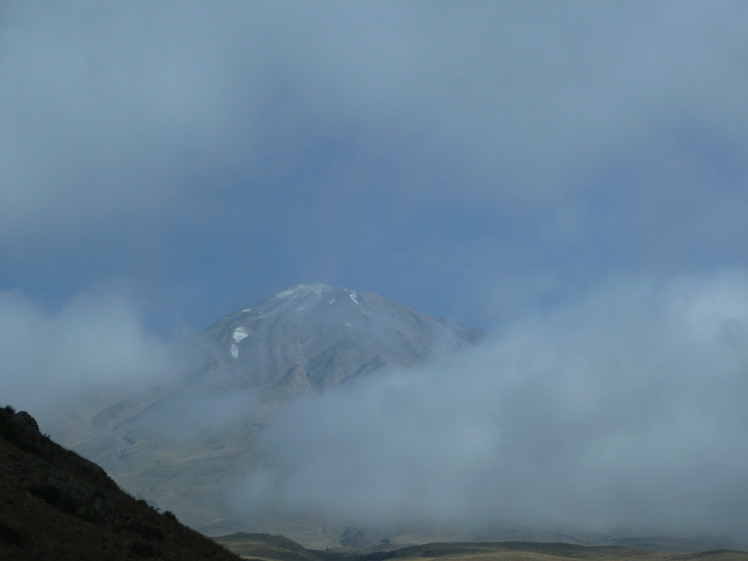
[272,283,334,299]
[199,283,481,396]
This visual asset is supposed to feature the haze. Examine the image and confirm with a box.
[238,273,748,543]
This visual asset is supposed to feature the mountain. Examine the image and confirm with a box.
[0,404,242,561]
[52,284,483,542]
[196,283,481,398]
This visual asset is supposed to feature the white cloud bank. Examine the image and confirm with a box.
[236,270,748,543]
[0,290,180,424]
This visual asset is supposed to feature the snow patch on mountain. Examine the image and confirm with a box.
[274,283,332,300]
[232,326,249,343]
[230,327,250,359]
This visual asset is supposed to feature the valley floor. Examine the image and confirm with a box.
[213,534,748,561]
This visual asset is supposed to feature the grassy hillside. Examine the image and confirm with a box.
[216,532,330,561]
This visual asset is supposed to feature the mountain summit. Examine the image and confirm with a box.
[198,283,481,399]
[55,284,482,539]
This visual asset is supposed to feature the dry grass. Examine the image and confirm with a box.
[356,542,748,561]
[213,536,748,561]
[216,532,330,561]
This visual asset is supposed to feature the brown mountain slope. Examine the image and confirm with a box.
[0,404,241,561]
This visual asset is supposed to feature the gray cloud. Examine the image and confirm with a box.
[0,2,248,245]
[3,1,747,247]
[235,270,748,542]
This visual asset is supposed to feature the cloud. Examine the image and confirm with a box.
[234,270,748,543]
[0,289,182,424]
[3,2,747,245]
[0,2,245,245]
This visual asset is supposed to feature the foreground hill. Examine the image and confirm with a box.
[0,404,241,561]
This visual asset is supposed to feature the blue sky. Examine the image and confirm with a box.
[2,0,747,335]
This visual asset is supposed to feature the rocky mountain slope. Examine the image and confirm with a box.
[0,404,242,561]
[52,284,482,540]
[196,283,481,400]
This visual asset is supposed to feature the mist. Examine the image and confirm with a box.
[234,270,748,543]
[0,289,183,425]
[2,272,747,544]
